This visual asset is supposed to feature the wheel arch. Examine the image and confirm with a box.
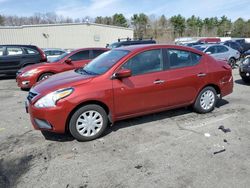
[65,100,112,133]
[195,84,221,102]
[37,71,56,82]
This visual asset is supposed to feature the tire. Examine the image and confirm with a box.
[193,86,217,114]
[228,57,236,68]
[69,104,108,141]
[38,73,53,81]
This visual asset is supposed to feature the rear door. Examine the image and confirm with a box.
[215,45,230,60]
[22,47,41,65]
[163,49,206,107]
[69,50,91,68]
[0,46,25,74]
[0,46,7,74]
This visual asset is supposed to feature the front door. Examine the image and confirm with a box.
[113,49,166,117]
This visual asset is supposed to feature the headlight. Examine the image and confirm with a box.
[21,69,38,77]
[34,88,74,108]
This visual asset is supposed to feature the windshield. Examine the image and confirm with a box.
[82,50,130,75]
[193,46,206,52]
[49,52,68,63]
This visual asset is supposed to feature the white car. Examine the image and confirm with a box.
[193,44,240,67]
[43,48,67,62]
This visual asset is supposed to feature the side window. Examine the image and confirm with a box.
[122,49,163,76]
[206,46,216,54]
[70,50,90,61]
[6,47,24,56]
[217,46,228,53]
[24,48,38,55]
[54,51,65,55]
[0,47,4,56]
[167,49,201,69]
[92,50,106,58]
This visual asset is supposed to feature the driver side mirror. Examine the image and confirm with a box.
[112,69,132,79]
[206,51,212,55]
[65,58,72,64]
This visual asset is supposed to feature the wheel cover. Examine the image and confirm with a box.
[200,90,215,110]
[76,110,103,137]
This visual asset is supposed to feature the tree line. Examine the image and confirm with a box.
[0,13,250,42]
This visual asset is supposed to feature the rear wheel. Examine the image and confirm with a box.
[69,104,108,141]
[193,87,217,113]
[38,73,53,81]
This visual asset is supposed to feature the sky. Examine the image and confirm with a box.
[0,0,250,21]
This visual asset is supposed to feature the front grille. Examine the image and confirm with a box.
[27,91,38,101]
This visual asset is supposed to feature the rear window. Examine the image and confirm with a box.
[167,49,202,69]
[6,47,24,56]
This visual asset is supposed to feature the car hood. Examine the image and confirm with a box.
[32,70,95,94]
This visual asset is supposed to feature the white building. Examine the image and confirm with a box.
[0,22,134,49]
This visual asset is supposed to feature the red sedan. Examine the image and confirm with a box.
[16,48,108,89]
[26,44,233,141]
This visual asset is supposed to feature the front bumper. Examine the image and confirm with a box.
[16,75,36,89]
[27,99,74,133]
[239,65,250,78]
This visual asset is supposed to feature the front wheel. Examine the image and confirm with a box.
[69,105,108,141]
[38,73,53,81]
[193,87,217,113]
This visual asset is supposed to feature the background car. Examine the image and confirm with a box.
[233,39,250,52]
[222,40,244,55]
[43,48,68,62]
[193,44,240,67]
[26,44,233,141]
[0,45,47,76]
[239,55,250,83]
[106,38,156,49]
[16,48,108,89]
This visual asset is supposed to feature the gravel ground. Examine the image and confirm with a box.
[0,69,250,188]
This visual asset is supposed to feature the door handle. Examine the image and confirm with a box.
[197,73,207,77]
[153,80,165,84]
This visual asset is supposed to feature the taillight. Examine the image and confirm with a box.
[37,47,47,62]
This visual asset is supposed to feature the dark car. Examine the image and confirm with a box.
[107,38,156,49]
[242,49,250,58]
[0,45,47,76]
[239,56,250,83]
[26,44,233,141]
[233,39,250,52]
[222,41,244,54]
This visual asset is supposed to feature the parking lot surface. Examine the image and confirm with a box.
[0,69,250,188]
